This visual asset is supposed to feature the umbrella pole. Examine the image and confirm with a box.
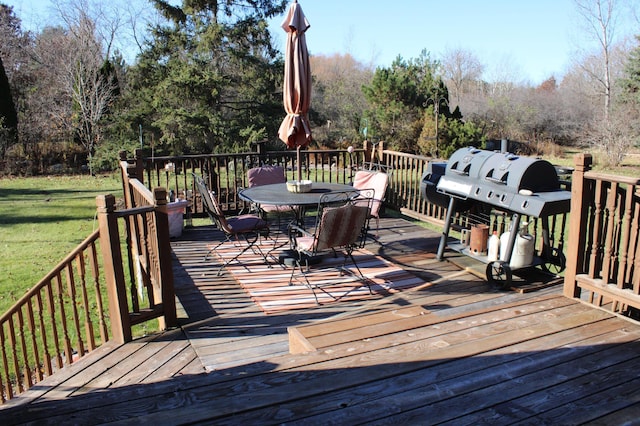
[297,145,302,182]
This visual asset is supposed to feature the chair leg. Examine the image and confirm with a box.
[211,232,271,276]
[205,240,226,261]
[288,256,320,305]
[340,250,373,295]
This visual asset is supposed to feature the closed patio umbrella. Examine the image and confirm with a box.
[278,0,311,183]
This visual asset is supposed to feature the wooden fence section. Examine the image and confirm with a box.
[564,153,640,317]
[0,230,108,403]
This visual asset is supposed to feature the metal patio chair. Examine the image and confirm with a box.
[193,173,270,276]
[287,190,374,304]
[247,165,297,231]
[352,169,389,245]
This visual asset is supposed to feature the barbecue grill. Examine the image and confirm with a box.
[423,147,572,288]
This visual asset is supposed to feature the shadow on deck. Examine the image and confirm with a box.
[2,217,640,424]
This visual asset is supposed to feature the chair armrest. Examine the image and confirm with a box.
[287,222,312,237]
[288,222,314,250]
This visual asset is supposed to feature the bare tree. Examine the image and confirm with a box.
[574,0,621,121]
[572,0,640,165]
[310,53,373,146]
[440,47,485,109]
[38,3,119,175]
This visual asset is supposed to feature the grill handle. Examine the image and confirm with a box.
[485,176,507,185]
[451,169,468,176]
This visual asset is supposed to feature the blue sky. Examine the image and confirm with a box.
[271,0,581,84]
[6,0,635,84]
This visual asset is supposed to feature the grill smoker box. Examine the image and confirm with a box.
[427,147,571,288]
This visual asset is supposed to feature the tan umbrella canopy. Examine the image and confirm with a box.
[278,0,311,182]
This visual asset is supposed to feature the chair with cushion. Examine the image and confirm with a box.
[352,170,389,245]
[193,173,270,276]
[287,190,374,304]
[247,165,297,230]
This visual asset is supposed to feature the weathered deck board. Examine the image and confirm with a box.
[2,217,640,425]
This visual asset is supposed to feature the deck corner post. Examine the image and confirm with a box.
[96,194,132,344]
[563,153,593,299]
[363,139,372,164]
[153,188,177,329]
[133,149,145,182]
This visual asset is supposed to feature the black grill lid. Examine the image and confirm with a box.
[436,147,570,217]
[445,147,560,193]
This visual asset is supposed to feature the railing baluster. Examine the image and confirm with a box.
[617,184,634,289]
[89,241,109,343]
[54,272,73,366]
[35,290,52,377]
[589,180,605,278]
[0,324,11,401]
[601,182,619,282]
[25,299,42,383]
[16,308,31,390]
[7,317,21,394]
[65,261,85,358]
[77,252,95,351]
[45,279,63,370]
[632,200,640,294]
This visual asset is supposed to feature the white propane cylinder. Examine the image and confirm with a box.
[509,223,535,269]
[499,229,511,261]
[487,231,500,261]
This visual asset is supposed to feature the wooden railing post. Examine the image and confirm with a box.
[363,140,372,164]
[96,195,132,343]
[119,149,145,209]
[378,140,385,162]
[132,149,144,182]
[563,153,593,298]
[153,188,177,329]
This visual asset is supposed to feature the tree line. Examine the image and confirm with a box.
[0,0,639,175]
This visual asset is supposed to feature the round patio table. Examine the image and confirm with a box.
[239,182,359,230]
[239,182,359,265]
[238,182,356,210]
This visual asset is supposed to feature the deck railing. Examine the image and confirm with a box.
[564,153,640,317]
[132,142,448,222]
[110,157,177,342]
[0,161,177,403]
[0,230,108,403]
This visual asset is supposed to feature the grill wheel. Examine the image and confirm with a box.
[486,261,512,289]
[541,247,567,275]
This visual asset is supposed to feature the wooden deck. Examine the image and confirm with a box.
[2,217,640,424]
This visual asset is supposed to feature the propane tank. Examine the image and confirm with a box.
[499,227,512,262]
[487,231,500,261]
[509,222,535,269]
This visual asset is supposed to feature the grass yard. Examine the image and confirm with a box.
[0,175,122,315]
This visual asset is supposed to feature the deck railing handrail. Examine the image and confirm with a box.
[564,153,640,316]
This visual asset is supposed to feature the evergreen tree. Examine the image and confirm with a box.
[362,50,454,155]
[0,54,17,158]
[122,0,288,155]
[619,36,640,101]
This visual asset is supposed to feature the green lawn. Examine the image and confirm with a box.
[0,175,122,314]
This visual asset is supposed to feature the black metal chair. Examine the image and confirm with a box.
[193,173,270,276]
[287,190,374,304]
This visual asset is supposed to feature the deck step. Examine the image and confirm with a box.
[287,304,430,354]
